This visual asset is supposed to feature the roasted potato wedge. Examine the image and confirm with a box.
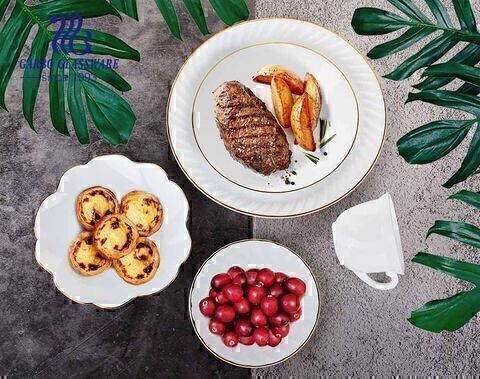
[291,94,316,152]
[304,73,321,130]
[253,65,304,95]
[271,75,294,128]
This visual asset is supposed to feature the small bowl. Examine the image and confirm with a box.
[189,239,321,368]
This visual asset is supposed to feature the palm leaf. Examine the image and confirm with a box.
[0,0,140,145]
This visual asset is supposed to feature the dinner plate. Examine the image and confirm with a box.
[168,18,386,217]
[189,240,320,368]
[34,155,191,308]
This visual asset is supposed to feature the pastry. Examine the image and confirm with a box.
[93,214,139,260]
[76,186,119,230]
[120,191,163,237]
[69,231,111,276]
[113,238,160,285]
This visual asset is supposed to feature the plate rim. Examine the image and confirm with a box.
[166,17,387,219]
[188,239,322,368]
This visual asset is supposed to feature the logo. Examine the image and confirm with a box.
[50,13,92,56]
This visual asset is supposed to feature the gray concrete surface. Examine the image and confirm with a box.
[252,0,480,377]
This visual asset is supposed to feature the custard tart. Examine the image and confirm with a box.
[120,191,163,237]
[113,238,160,285]
[93,214,139,260]
[69,231,111,276]
[76,186,119,230]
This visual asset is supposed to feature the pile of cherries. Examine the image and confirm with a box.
[199,266,306,348]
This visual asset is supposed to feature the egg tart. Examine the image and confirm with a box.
[93,214,139,260]
[76,186,119,230]
[120,191,163,237]
[113,238,160,285]
[69,231,111,276]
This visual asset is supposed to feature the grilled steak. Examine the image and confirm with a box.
[213,81,292,175]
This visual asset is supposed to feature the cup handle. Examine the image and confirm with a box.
[353,271,399,290]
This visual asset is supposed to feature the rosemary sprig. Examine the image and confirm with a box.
[319,134,337,149]
[302,152,320,165]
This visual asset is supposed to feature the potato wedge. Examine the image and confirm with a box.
[252,65,304,95]
[291,94,316,151]
[271,75,294,128]
[304,73,321,130]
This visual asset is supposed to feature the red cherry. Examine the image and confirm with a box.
[223,331,239,348]
[281,294,300,313]
[268,312,290,327]
[246,269,259,285]
[235,319,254,337]
[250,307,268,327]
[268,283,284,298]
[209,318,226,335]
[227,266,245,279]
[247,285,266,306]
[232,273,247,287]
[209,288,218,299]
[199,297,216,317]
[215,291,230,305]
[215,305,235,323]
[253,327,270,346]
[256,268,275,287]
[222,283,244,303]
[211,273,231,289]
[239,335,255,345]
[260,296,279,316]
[285,277,306,297]
[233,298,251,315]
[290,307,302,322]
[268,329,282,347]
[273,324,290,338]
[275,272,288,283]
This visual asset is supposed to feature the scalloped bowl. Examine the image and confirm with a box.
[34,155,191,308]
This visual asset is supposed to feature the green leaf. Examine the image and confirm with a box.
[67,70,89,144]
[33,0,121,23]
[110,0,138,20]
[423,63,480,88]
[78,64,132,92]
[182,0,209,35]
[154,0,182,40]
[407,90,480,117]
[457,82,480,96]
[427,220,480,248]
[449,190,480,210]
[452,0,477,32]
[209,0,249,26]
[424,0,452,27]
[444,124,480,188]
[22,31,49,130]
[49,54,68,136]
[83,79,136,145]
[387,0,429,22]
[397,119,474,164]
[0,0,10,21]
[351,8,409,35]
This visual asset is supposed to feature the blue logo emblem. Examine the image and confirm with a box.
[50,13,92,56]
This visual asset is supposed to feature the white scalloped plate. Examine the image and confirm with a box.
[168,18,386,218]
[34,155,191,309]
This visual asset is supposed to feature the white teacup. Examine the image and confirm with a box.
[332,193,404,290]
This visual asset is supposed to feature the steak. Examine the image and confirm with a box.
[213,81,292,175]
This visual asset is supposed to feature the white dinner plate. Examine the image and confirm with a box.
[34,155,191,308]
[168,18,386,217]
[189,240,320,368]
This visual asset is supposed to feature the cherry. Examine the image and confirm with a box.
[227,266,245,279]
[268,312,290,327]
[199,297,216,317]
[211,273,231,289]
[256,268,275,287]
[250,307,267,327]
[272,324,290,338]
[268,283,284,298]
[253,327,270,346]
[284,277,306,297]
[246,269,259,286]
[260,296,279,316]
[290,307,302,322]
[223,332,239,348]
[275,272,288,283]
[209,318,226,335]
[233,298,251,315]
[209,288,218,300]
[222,283,243,303]
[247,285,266,306]
[215,305,236,323]
[235,319,254,337]
[268,329,282,347]
[281,294,300,313]
[232,273,247,287]
[239,335,255,345]
[215,291,230,305]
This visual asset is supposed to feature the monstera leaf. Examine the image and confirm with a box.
[409,190,480,332]
[0,0,140,144]
[109,0,250,39]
